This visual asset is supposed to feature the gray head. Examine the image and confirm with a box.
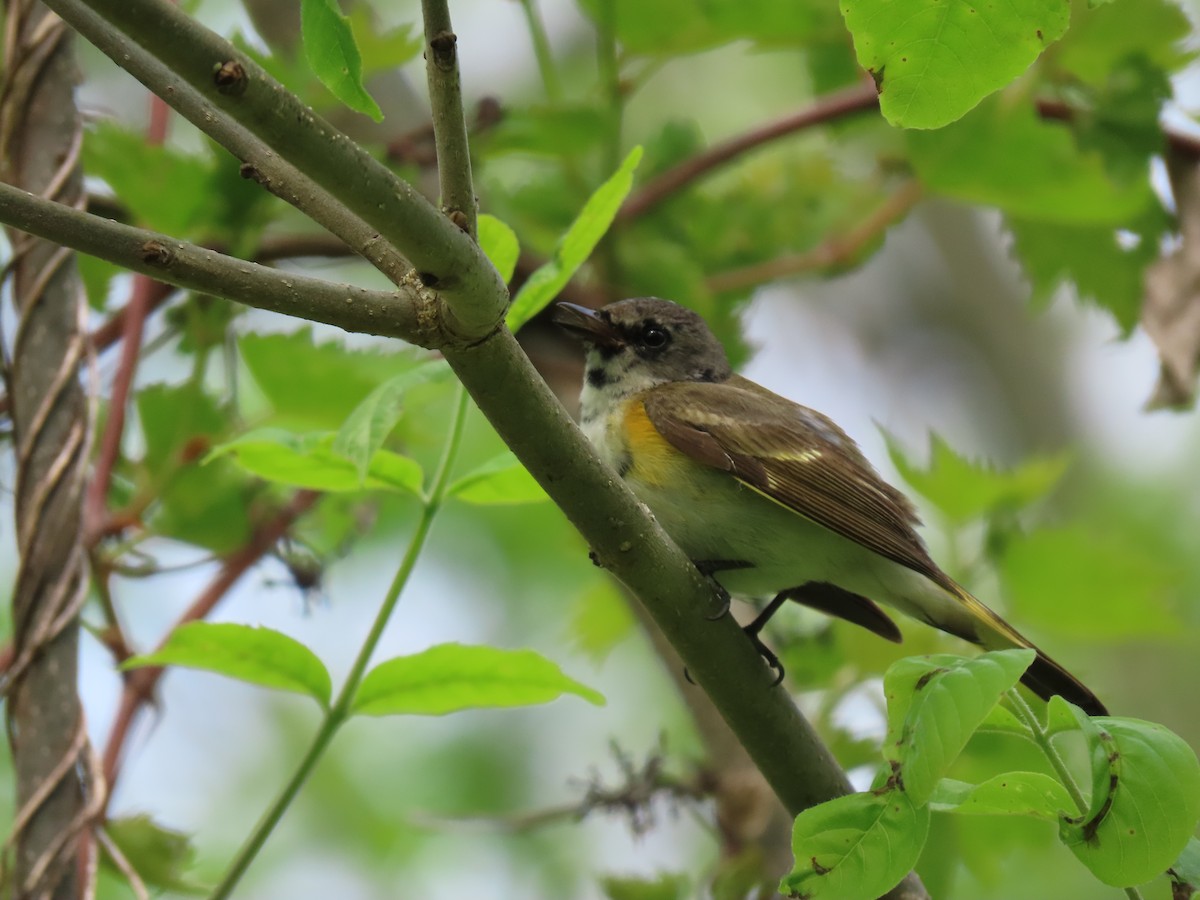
[553,298,733,392]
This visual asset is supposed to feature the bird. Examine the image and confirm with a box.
[553,296,1106,717]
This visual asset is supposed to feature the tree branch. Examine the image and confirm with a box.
[56,0,506,336]
[440,333,855,816]
[0,182,441,346]
[421,0,477,238]
[619,81,880,222]
[40,0,414,290]
[619,83,1200,226]
[706,180,924,294]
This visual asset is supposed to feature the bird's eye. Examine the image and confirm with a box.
[640,323,669,349]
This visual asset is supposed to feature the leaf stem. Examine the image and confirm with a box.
[517,0,562,105]
[1007,693,1148,899]
[1006,690,1088,813]
[207,386,470,900]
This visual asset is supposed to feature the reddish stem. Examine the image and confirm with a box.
[619,81,881,222]
[100,490,319,798]
[83,92,173,543]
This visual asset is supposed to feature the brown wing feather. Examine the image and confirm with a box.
[643,377,950,588]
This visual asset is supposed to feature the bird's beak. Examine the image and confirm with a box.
[552,302,624,349]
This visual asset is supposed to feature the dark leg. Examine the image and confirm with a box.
[685,587,789,688]
[742,591,791,686]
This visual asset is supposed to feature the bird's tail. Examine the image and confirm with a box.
[938,579,1108,717]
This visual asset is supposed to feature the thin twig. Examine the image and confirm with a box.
[619,81,880,222]
[208,388,470,900]
[706,180,924,294]
[620,84,1200,227]
[421,0,477,238]
[54,0,505,331]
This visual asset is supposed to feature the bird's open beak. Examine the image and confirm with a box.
[552,302,624,349]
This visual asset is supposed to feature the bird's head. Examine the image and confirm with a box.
[553,297,732,393]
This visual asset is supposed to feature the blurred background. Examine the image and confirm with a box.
[3,0,1200,897]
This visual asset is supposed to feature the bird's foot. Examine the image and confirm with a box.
[742,623,785,687]
[691,558,752,621]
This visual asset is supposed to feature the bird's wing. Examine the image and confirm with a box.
[642,377,949,589]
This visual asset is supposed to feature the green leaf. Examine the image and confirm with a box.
[1171,837,1200,895]
[480,106,610,159]
[568,581,635,664]
[839,0,1068,128]
[884,650,1036,805]
[908,96,1154,224]
[345,8,422,76]
[352,643,605,716]
[577,0,839,54]
[77,254,117,312]
[300,0,382,121]
[506,146,643,332]
[448,452,549,505]
[239,329,416,430]
[886,432,1070,523]
[781,790,930,899]
[1008,216,1160,334]
[331,360,450,483]
[928,772,1074,820]
[84,122,215,236]
[137,382,229,477]
[136,381,254,553]
[477,214,520,284]
[999,524,1179,639]
[123,622,332,707]
[101,815,205,894]
[211,429,423,495]
[1053,0,1192,86]
[1061,713,1200,887]
[600,873,689,900]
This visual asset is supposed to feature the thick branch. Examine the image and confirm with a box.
[53,0,506,336]
[421,0,477,237]
[0,182,440,346]
[1,5,91,896]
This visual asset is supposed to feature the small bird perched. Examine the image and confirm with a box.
[554,297,1106,717]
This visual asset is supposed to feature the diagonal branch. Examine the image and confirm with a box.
[102,491,319,799]
[707,180,924,294]
[619,81,881,222]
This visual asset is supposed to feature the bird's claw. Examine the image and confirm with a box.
[744,625,786,686]
[691,558,749,621]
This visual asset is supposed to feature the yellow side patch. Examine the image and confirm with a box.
[622,399,685,487]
